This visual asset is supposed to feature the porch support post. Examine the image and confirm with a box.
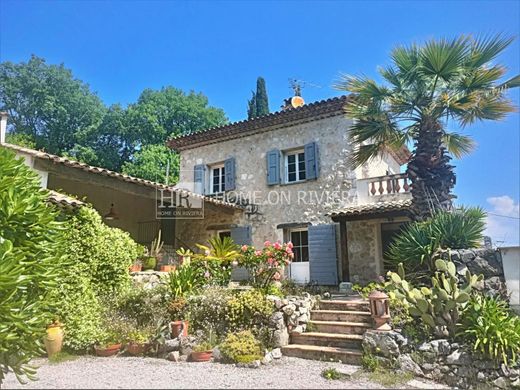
[339,218,350,282]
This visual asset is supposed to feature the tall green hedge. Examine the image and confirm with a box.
[0,148,68,385]
[55,206,143,350]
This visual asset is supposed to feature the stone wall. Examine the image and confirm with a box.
[441,248,508,299]
[131,271,169,289]
[363,331,520,389]
[267,293,317,347]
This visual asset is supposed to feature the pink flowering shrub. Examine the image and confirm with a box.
[240,241,293,289]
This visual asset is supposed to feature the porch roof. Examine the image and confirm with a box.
[328,199,412,220]
[47,190,85,211]
[2,143,243,211]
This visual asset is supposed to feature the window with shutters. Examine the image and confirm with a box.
[284,149,306,183]
[209,164,226,194]
[289,228,309,263]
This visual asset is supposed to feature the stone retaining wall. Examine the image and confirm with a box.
[130,271,169,290]
[363,330,519,389]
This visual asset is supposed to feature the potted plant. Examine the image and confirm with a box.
[143,230,164,271]
[94,331,122,357]
[44,319,64,358]
[160,256,176,272]
[167,298,189,338]
[129,259,142,273]
[126,329,150,356]
[190,342,214,362]
[190,330,217,362]
[176,247,193,265]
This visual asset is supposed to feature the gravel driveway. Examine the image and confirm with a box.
[2,356,446,389]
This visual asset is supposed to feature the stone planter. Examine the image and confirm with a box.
[44,325,64,358]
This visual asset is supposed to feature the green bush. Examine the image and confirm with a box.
[321,368,344,380]
[463,294,520,366]
[54,264,104,351]
[219,330,263,363]
[385,207,486,280]
[352,281,383,299]
[225,289,274,332]
[167,262,205,299]
[62,207,143,296]
[55,206,144,351]
[0,148,69,385]
[186,286,233,335]
[114,286,169,328]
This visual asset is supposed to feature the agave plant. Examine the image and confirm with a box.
[195,236,240,264]
[335,35,519,220]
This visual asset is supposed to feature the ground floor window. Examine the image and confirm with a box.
[218,230,231,239]
[290,228,309,263]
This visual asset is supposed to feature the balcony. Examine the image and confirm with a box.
[356,173,412,204]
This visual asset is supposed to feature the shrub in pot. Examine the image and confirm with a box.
[129,260,142,273]
[142,230,164,271]
[190,342,214,362]
[126,329,150,356]
[168,298,188,338]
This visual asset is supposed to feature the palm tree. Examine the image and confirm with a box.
[335,35,519,220]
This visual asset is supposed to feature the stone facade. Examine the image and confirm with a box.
[176,114,401,283]
[131,271,169,289]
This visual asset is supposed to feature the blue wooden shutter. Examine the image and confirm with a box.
[304,142,319,180]
[266,149,280,185]
[308,224,338,285]
[224,157,236,191]
[193,164,205,194]
[231,226,252,281]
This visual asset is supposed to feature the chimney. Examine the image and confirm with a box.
[0,112,7,144]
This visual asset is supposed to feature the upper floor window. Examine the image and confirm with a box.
[210,164,226,194]
[284,149,306,183]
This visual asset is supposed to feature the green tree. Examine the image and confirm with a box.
[247,91,257,119]
[71,104,136,171]
[335,35,519,220]
[0,55,105,155]
[130,86,227,145]
[0,148,68,385]
[255,77,269,116]
[122,144,179,184]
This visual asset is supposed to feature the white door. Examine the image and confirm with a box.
[288,229,310,284]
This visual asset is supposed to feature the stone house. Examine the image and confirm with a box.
[169,95,412,284]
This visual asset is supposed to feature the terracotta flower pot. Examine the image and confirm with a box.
[126,342,148,356]
[160,265,176,272]
[190,350,213,362]
[129,264,142,272]
[94,343,121,357]
[170,320,189,338]
[44,326,64,358]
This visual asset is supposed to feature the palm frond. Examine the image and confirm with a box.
[467,34,515,68]
[419,36,470,81]
[460,66,507,91]
[456,93,516,126]
[348,142,387,168]
[391,44,420,76]
[334,74,390,100]
[442,132,476,158]
[498,74,520,89]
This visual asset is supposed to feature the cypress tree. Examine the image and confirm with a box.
[255,77,269,116]
[247,91,257,119]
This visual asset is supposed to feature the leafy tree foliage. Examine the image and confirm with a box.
[0,57,228,182]
[335,35,519,220]
[0,55,105,155]
[0,148,68,385]
[122,144,179,184]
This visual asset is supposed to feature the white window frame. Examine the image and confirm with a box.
[209,163,226,194]
[284,149,306,183]
[289,227,309,263]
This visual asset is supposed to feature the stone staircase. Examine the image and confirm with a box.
[281,299,372,364]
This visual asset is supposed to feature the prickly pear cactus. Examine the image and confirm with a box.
[386,259,484,338]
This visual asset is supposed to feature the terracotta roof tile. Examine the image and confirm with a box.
[47,190,85,210]
[168,95,352,151]
[328,199,412,218]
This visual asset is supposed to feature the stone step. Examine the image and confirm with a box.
[282,344,362,365]
[318,300,370,312]
[311,309,373,323]
[290,332,363,349]
[308,320,372,335]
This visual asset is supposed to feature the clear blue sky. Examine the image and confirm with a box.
[1,0,519,245]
